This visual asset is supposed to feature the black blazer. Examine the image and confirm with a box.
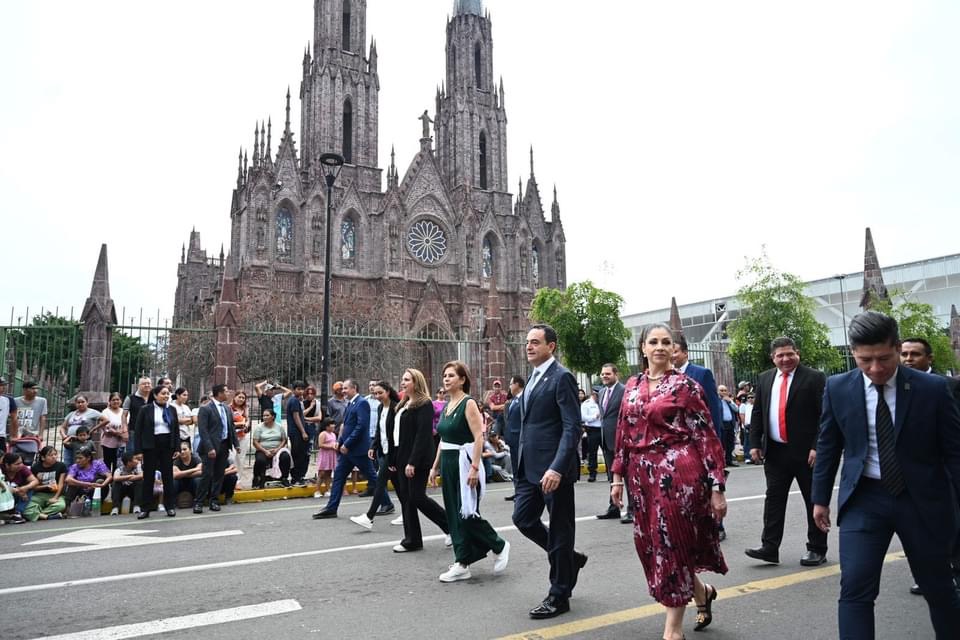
[394,401,436,470]
[197,401,240,454]
[750,364,826,455]
[371,402,398,466]
[518,360,581,484]
[133,402,178,452]
[599,382,625,451]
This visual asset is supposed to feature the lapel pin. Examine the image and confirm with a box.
[903,383,910,391]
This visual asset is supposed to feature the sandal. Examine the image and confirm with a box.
[694,583,717,631]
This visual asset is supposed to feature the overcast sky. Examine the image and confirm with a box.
[2,0,958,325]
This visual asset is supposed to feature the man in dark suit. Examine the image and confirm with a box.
[313,379,378,519]
[899,336,960,596]
[595,363,628,521]
[194,384,239,514]
[503,375,525,502]
[813,312,960,639]
[746,336,828,566]
[512,324,586,619]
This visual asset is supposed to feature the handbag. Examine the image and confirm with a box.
[0,479,14,512]
[67,495,86,518]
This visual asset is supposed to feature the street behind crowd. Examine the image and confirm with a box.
[0,467,929,640]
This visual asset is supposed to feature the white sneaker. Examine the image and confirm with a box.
[349,514,373,530]
[313,491,322,499]
[493,540,510,573]
[391,516,404,526]
[393,544,412,553]
[157,504,166,512]
[109,508,119,516]
[322,492,330,498]
[439,563,472,582]
[444,534,453,547]
[133,506,142,514]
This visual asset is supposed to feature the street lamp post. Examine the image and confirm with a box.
[834,274,850,370]
[319,152,344,410]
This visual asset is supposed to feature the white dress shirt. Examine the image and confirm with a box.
[525,356,556,399]
[862,370,897,480]
[153,405,170,435]
[767,370,794,443]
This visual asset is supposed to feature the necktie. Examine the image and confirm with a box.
[524,370,541,406]
[219,403,229,440]
[601,387,610,413]
[874,383,905,496]
[778,372,789,442]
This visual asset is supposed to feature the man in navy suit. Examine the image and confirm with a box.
[503,375,525,501]
[313,379,378,519]
[512,324,586,619]
[194,384,240,514]
[812,312,960,639]
[595,363,628,521]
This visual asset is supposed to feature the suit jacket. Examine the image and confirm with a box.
[812,366,960,545]
[339,395,371,453]
[684,363,723,438]
[504,397,522,476]
[750,364,826,455]
[371,402,398,466]
[518,360,581,484]
[197,401,240,455]
[133,401,178,453]
[598,382,625,451]
[394,401,436,470]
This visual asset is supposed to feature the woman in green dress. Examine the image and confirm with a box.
[429,360,510,582]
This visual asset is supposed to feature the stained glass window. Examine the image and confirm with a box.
[482,237,493,278]
[531,245,540,288]
[275,207,293,263]
[341,218,356,264]
[406,220,447,265]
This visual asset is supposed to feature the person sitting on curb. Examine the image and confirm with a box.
[25,446,67,521]
[111,452,143,515]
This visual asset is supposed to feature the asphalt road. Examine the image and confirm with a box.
[0,465,937,640]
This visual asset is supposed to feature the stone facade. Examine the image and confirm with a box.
[173,1,566,388]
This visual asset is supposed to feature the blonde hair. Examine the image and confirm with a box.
[399,368,431,409]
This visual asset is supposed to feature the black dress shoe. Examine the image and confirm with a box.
[377,504,396,515]
[192,504,203,514]
[620,513,634,524]
[571,550,588,591]
[745,546,780,564]
[312,509,337,519]
[209,501,221,512]
[910,583,923,595]
[504,494,515,501]
[800,550,827,566]
[587,474,597,482]
[529,595,570,619]
[137,511,150,520]
[596,509,620,520]
[166,509,176,517]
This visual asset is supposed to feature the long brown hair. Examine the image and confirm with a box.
[399,368,430,409]
[441,360,472,394]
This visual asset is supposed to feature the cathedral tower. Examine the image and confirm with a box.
[435,0,509,196]
[302,0,379,183]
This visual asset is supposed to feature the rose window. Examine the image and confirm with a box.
[406,220,447,265]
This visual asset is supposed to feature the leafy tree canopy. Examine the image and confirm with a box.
[530,280,630,376]
[728,253,841,375]
[869,293,957,374]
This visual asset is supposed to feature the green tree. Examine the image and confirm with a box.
[728,253,842,375]
[530,280,630,375]
[870,293,957,373]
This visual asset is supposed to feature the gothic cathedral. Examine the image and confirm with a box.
[174,0,567,383]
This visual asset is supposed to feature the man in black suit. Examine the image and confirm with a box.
[746,336,828,566]
[512,324,586,619]
[503,375,525,502]
[812,312,960,639]
[194,384,239,514]
[595,363,628,521]
[899,336,960,596]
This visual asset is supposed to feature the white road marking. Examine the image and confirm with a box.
[0,529,243,561]
[33,599,301,639]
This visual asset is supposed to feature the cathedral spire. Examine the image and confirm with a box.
[237,147,243,186]
[551,184,560,221]
[266,117,272,163]
[253,123,260,166]
[529,145,535,177]
[285,86,292,134]
[860,227,889,309]
[259,121,266,166]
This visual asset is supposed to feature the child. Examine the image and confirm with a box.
[314,418,337,498]
[63,426,93,468]
[110,452,143,515]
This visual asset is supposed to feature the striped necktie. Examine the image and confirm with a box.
[874,383,905,496]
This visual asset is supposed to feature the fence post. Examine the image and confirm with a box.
[482,275,505,392]
[214,275,241,389]
[78,244,116,409]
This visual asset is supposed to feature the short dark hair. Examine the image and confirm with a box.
[211,383,228,397]
[261,407,275,420]
[75,426,90,435]
[901,336,932,356]
[530,323,558,346]
[38,445,56,459]
[601,363,619,374]
[343,379,359,392]
[292,381,306,390]
[769,336,797,353]
[1,452,21,466]
[442,360,472,394]
[510,375,525,389]
[676,335,689,353]
[121,451,137,465]
[848,311,899,348]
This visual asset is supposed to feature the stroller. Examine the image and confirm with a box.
[7,436,42,466]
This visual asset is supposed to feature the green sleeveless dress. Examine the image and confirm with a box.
[437,395,506,566]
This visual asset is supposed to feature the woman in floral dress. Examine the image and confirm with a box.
[611,323,728,640]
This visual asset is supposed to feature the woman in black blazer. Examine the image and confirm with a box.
[349,380,401,529]
[392,368,449,552]
[134,385,179,518]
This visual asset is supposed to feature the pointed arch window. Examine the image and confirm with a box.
[481,237,493,279]
[474,42,482,89]
[341,217,356,267]
[275,207,293,263]
[531,244,540,288]
[478,131,488,190]
[342,4,352,51]
[343,99,353,164]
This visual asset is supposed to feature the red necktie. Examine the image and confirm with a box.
[778,372,789,442]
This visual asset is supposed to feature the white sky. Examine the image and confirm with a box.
[2,0,958,324]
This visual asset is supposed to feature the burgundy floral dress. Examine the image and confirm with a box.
[611,370,728,607]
